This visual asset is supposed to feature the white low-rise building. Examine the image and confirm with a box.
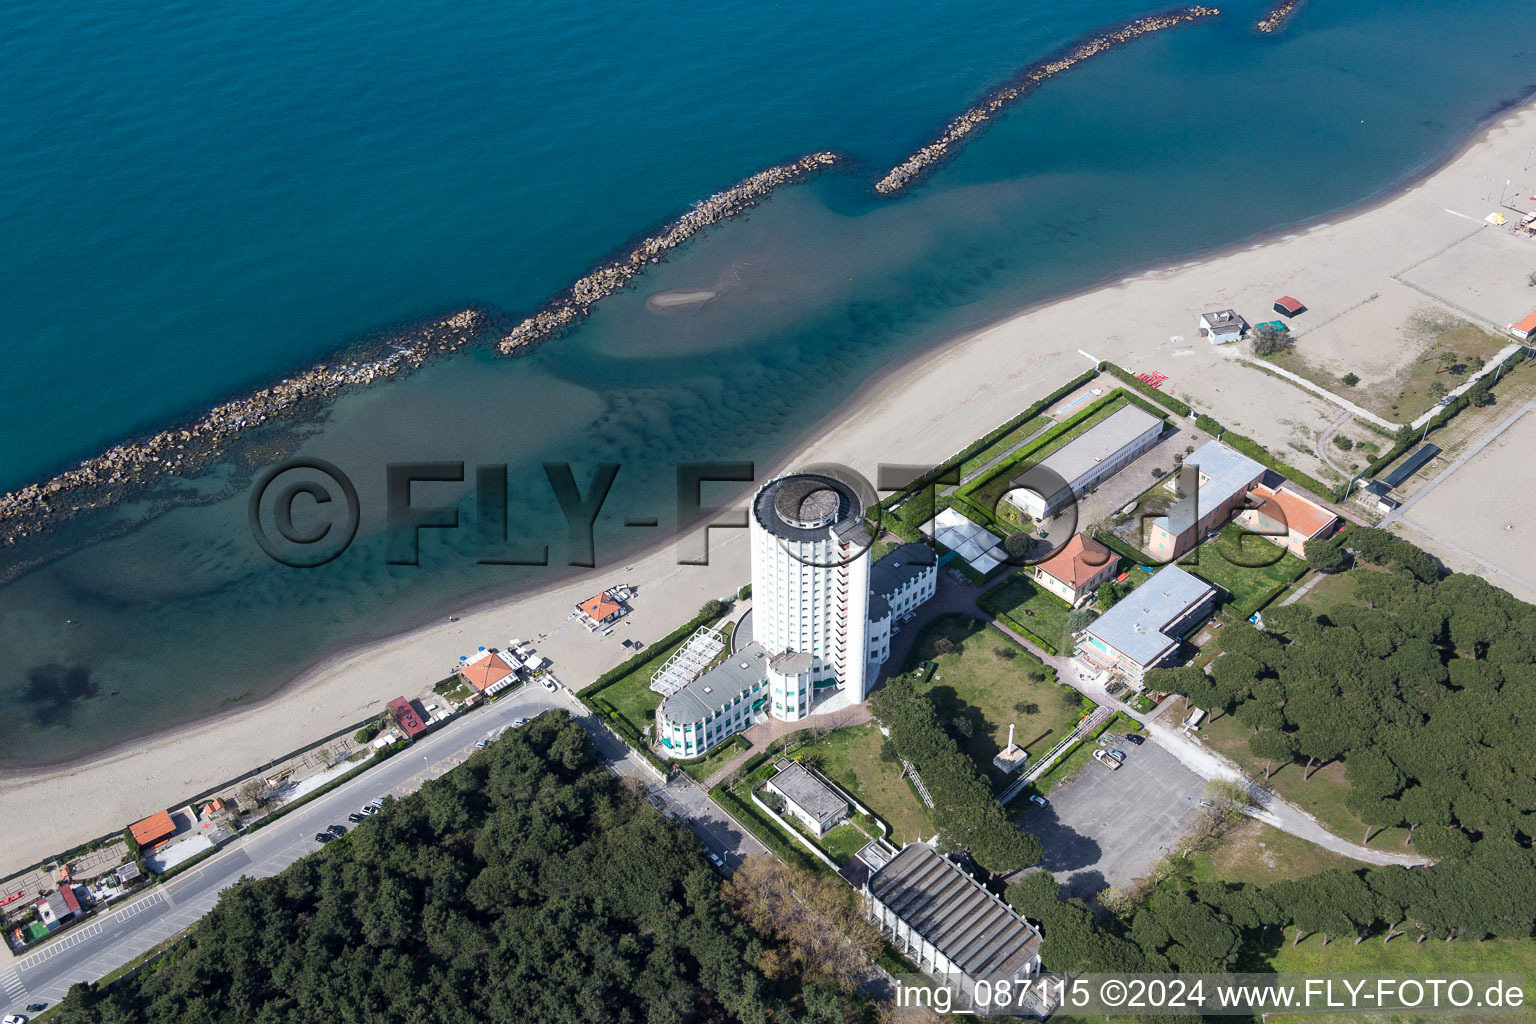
[864,843,1047,1007]
[764,760,849,837]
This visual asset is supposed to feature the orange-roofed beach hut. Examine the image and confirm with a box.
[129,810,176,848]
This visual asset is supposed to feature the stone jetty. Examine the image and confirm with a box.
[1255,0,1302,33]
[0,309,489,546]
[495,152,840,355]
[874,6,1222,196]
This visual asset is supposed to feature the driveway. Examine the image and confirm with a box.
[1014,738,1205,899]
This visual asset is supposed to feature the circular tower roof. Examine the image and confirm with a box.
[753,472,864,541]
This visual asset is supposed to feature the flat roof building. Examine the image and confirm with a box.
[864,843,1045,1005]
[765,760,849,837]
[1005,404,1164,520]
[1075,565,1215,688]
[1200,308,1247,343]
[1383,444,1441,489]
[1147,440,1265,562]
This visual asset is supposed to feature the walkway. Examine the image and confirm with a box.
[1221,348,1394,430]
[982,603,1428,867]
[1406,344,1526,429]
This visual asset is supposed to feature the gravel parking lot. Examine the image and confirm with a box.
[1015,737,1205,899]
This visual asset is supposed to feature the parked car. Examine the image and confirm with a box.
[369,797,385,808]
[1123,732,1145,745]
[1028,794,1047,807]
[513,717,528,727]
[1092,749,1121,770]
[475,739,489,749]
[327,824,347,837]
[27,1006,49,1015]
[1105,748,1126,763]
[315,832,334,844]
[361,804,377,815]
[708,852,724,869]
[542,680,557,693]
[348,812,366,823]
[4,1013,29,1024]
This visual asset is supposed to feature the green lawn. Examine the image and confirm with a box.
[598,619,731,740]
[679,735,750,782]
[958,414,1051,478]
[978,573,1073,654]
[961,392,1144,517]
[796,723,933,845]
[1182,524,1309,619]
[816,822,872,865]
[903,614,1085,791]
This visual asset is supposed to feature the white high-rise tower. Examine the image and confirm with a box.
[750,472,871,717]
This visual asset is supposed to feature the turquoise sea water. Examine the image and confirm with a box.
[1,0,1533,765]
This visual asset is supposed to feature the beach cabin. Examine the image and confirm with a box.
[1198,309,1247,344]
[1273,295,1306,318]
[1508,310,1536,341]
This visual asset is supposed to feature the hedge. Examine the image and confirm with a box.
[1092,529,1152,567]
[584,607,721,696]
[961,388,1139,502]
[995,614,1059,656]
[1099,362,1193,417]
[244,742,404,836]
[879,367,1099,511]
[710,783,824,873]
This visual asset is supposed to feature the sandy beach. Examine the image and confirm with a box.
[2,100,1533,875]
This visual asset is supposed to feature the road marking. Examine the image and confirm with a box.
[17,919,106,970]
[1,969,26,997]
[114,890,169,921]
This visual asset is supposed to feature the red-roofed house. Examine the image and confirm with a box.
[387,697,429,739]
[1273,295,1306,318]
[459,649,520,696]
[129,810,176,849]
[36,885,82,928]
[1234,483,1339,558]
[1033,534,1120,607]
[576,589,626,629]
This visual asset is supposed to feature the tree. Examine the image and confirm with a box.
[1248,730,1297,779]
[1435,351,1460,374]
[1342,372,1361,387]
[1427,380,1448,402]
[1305,536,1348,574]
[1252,323,1294,356]
[1333,434,1354,451]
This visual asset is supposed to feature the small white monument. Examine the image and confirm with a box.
[992,722,1029,774]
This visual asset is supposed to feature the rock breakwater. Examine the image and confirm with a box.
[0,309,488,546]
[495,152,840,355]
[874,6,1222,196]
[1255,0,1302,33]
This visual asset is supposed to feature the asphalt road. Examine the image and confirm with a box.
[2,682,762,1015]
[1015,737,1205,900]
